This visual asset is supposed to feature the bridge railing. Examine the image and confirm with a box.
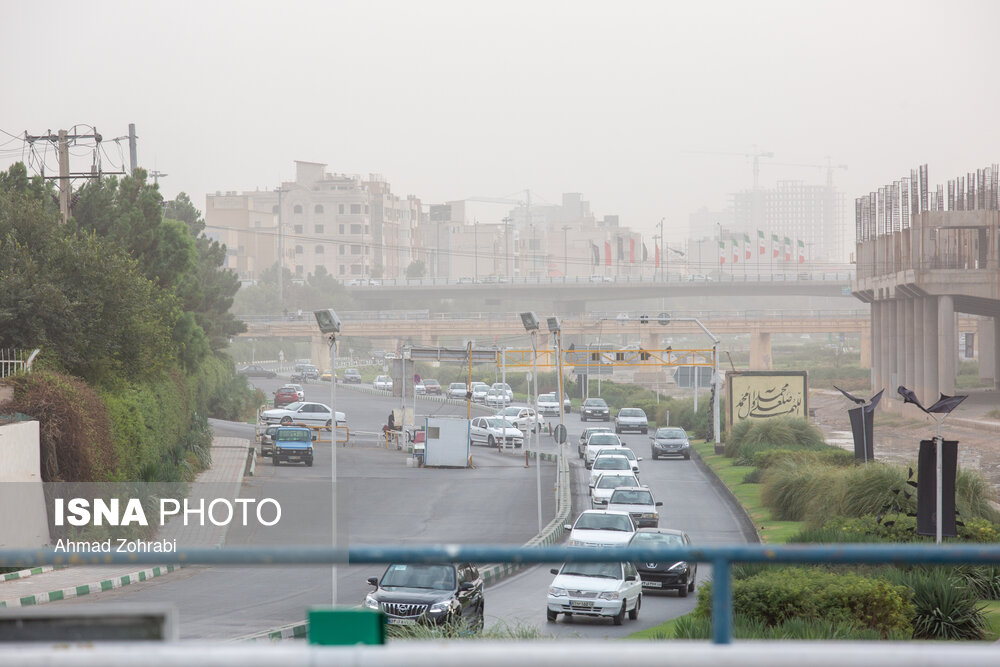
[3,543,998,645]
[342,271,855,288]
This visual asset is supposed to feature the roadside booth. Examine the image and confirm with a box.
[422,416,471,468]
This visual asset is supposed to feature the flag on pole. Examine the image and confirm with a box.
[604,241,611,266]
[743,233,751,260]
[732,238,739,264]
[772,233,780,259]
[797,239,806,264]
[630,238,635,263]
[654,244,660,268]
[758,230,766,255]
[642,242,648,262]
[718,240,726,265]
[783,236,792,261]
[590,242,600,265]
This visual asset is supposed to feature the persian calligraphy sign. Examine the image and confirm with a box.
[726,371,808,430]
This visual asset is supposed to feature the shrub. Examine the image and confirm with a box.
[881,568,986,640]
[672,612,905,640]
[725,417,826,463]
[753,448,855,470]
[694,567,913,636]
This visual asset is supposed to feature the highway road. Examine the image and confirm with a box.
[56,376,753,640]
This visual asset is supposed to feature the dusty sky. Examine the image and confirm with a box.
[2,0,998,244]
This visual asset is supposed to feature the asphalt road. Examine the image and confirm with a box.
[58,376,557,639]
[482,416,754,639]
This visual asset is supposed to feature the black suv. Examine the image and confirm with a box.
[364,563,484,631]
[581,397,611,422]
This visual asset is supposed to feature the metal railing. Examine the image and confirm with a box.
[3,543,999,645]
[0,348,40,379]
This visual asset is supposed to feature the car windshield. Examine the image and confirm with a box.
[499,407,519,416]
[589,435,619,446]
[596,475,637,489]
[619,409,644,417]
[380,564,455,590]
[559,562,622,579]
[574,513,633,531]
[593,457,630,470]
[598,448,635,461]
[276,429,311,441]
[450,383,465,389]
[610,489,653,505]
[280,402,303,411]
[656,428,687,438]
[425,380,439,386]
[486,418,516,429]
[538,393,556,402]
[630,532,685,547]
[584,399,608,407]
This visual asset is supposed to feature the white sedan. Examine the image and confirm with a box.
[564,509,635,548]
[495,406,544,433]
[590,473,640,509]
[470,416,523,449]
[547,560,642,625]
[536,392,560,416]
[260,402,346,428]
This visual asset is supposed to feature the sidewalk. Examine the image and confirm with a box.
[0,438,249,608]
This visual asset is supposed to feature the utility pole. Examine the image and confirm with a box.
[58,130,70,224]
[128,123,138,174]
[658,218,665,282]
[561,225,570,277]
[502,216,513,279]
[276,187,287,312]
[149,170,168,186]
[474,220,479,281]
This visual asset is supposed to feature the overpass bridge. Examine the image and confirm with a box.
[342,272,854,311]
[240,309,980,372]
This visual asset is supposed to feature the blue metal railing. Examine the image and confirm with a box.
[3,543,999,644]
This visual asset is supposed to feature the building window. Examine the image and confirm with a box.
[339,245,345,255]
[365,205,369,214]
[351,264,361,275]
[350,224,362,235]
[339,204,345,214]
[295,245,303,254]
[339,224,345,234]
[350,204,362,215]
[315,224,324,233]
[339,265,345,275]
[315,245,324,254]
[351,245,361,255]
[272,205,279,214]
[295,265,304,275]
[365,225,369,234]
[314,204,324,214]
[293,204,303,214]
[294,224,303,234]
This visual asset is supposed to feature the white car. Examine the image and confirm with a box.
[260,401,346,428]
[590,473,640,509]
[491,382,513,402]
[282,384,305,401]
[607,486,662,528]
[470,382,489,403]
[564,509,636,548]
[589,455,636,488]
[470,416,523,448]
[414,381,426,395]
[485,388,509,408]
[584,432,623,468]
[588,274,614,283]
[374,375,393,391]
[547,560,642,625]
[594,446,642,475]
[447,382,469,399]
[536,392,560,416]
[615,407,649,434]
[496,406,544,433]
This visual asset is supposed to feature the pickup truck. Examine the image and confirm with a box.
[271,426,316,467]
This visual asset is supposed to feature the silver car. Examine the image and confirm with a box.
[615,408,648,434]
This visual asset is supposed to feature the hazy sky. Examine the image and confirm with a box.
[3,0,998,243]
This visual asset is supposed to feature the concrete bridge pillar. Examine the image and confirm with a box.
[938,295,956,396]
[896,300,907,392]
[978,317,996,387]
[922,296,939,405]
[903,299,915,390]
[859,321,872,369]
[879,301,893,399]
[871,301,883,394]
[913,298,924,399]
[749,330,772,370]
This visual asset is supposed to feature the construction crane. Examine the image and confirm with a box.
[464,191,532,279]
[683,145,774,189]
[769,156,847,188]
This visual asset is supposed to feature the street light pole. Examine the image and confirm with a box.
[502,216,512,279]
[474,220,479,282]
[521,312,544,534]
[658,218,664,282]
[313,309,342,607]
[562,225,571,278]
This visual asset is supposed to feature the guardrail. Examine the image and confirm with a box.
[3,543,998,645]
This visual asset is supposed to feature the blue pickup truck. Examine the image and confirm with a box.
[272,426,315,467]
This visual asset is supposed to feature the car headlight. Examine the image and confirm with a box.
[598,591,620,600]
[668,561,688,571]
[548,587,567,597]
[364,594,379,610]
[308,447,314,455]
[429,600,454,613]
[642,512,658,519]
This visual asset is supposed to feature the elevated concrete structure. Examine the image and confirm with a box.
[854,207,1000,405]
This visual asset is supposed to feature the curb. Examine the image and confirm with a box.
[1,565,63,583]
[236,620,309,642]
[0,564,180,608]
[689,446,761,544]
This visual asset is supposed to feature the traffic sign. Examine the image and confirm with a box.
[413,374,421,384]
[657,312,671,326]
[552,424,568,444]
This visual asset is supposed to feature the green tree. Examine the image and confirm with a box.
[406,259,426,278]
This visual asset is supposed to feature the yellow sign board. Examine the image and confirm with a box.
[726,371,807,430]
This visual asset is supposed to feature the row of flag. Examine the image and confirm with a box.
[588,238,659,267]
[719,231,805,265]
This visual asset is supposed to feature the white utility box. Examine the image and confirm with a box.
[423,416,470,468]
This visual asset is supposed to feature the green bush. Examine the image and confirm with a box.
[724,417,826,463]
[880,568,986,640]
[694,567,913,636]
[753,448,855,470]
[673,613,909,640]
